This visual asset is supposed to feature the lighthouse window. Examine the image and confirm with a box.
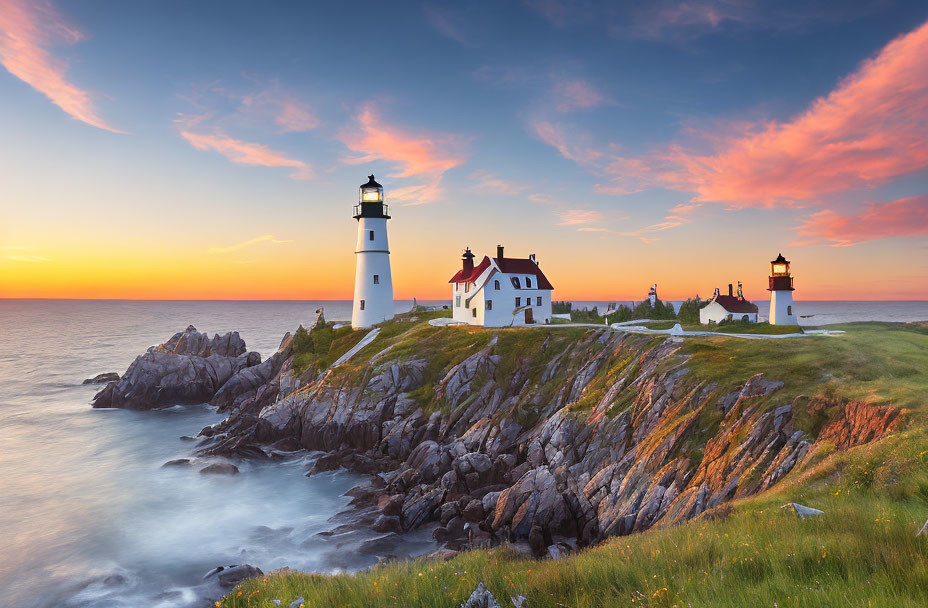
[360,300,365,311]
[536,297,542,306]
[526,277,533,288]
[494,280,500,290]
[486,300,493,310]
[515,297,521,307]
[787,305,792,315]
[472,308,477,318]
[369,230,374,241]
[511,277,521,289]
[373,274,379,284]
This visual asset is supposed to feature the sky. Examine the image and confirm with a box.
[1,0,927,301]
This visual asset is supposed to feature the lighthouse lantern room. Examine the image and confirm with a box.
[351,175,394,329]
[767,253,797,325]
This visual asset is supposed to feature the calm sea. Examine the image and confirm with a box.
[0,299,925,607]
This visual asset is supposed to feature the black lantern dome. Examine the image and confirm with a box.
[768,253,794,291]
[354,174,390,220]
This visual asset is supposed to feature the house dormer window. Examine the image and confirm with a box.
[511,277,521,289]
[526,277,533,288]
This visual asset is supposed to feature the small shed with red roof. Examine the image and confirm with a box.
[699,282,759,324]
[449,245,554,326]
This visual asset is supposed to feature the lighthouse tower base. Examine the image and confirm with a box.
[769,291,797,325]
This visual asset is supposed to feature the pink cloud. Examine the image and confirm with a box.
[237,89,319,132]
[339,104,468,204]
[469,170,529,195]
[532,120,603,166]
[553,78,608,112]
[180,130,312,180]
[795,195,928,247]
[0,0,123,132]
[659,19,928,207]
[557,209,604,225]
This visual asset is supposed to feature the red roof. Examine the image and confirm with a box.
[448,256,491,284]
[447,255,554,290]
[494,257,554,290]
[711,295,758,313]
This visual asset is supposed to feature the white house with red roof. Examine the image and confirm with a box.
[699,282,759,324]
[449,245,554,327]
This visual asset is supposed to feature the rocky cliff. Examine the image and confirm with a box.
[97,316,905,558]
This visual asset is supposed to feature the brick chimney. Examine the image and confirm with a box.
[728,283,733,297]
[462,247,475,274]
[497,244,504,260]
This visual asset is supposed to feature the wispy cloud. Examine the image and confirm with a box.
[209,235,293,255]
[532,19,928,246]
[620,215,689,243]
[655,19,928,208]
[795,195,928,247]
[557,209,604,225]
[180,130,312,180]
[424,5,469,45]
[469,170,529,195]
[237,88,320,133]
[0,0,124,132]
[339,103,468,204]
[552,78,609,112]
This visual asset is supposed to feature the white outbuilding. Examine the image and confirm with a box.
[449,245,553,327]
[699,282,759,324]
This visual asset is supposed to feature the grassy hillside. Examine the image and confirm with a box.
[219,320,928,608]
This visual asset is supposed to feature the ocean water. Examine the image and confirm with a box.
[0,299,925,607]
[0,299,439,608]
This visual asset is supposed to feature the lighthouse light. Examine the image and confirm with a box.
[772,263,788,275]
[361,189,382,203]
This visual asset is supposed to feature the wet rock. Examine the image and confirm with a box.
[162,458,191,467]
[199,463,239,475]
[371,515,403,533]
[83,372,119,384]
[92,326,260,410]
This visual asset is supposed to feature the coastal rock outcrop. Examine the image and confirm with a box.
[91,326,260,410]
[127,316,904,557]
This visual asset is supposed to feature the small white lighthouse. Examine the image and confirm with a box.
[351,175,394,329]
[767,253,797,325]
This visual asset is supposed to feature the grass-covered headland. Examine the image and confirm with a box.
[219,321,928,608]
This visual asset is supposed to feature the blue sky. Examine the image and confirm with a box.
[1,0,927,299]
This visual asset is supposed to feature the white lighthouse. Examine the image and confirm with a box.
[351,175,394,329]
[767,253,797,325]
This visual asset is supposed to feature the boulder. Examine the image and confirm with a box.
[83,372,119,384]
[92,326,260,410]
[199,463,240,475]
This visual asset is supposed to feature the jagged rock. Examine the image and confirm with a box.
[458,582,501,608]
[191,564,263,607]
[817,401,904,449]
[372,514,403,533]
[91,326,259,410]
[492,467,569,538]
[83,372,119,384]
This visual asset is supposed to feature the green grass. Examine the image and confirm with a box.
[713,321,803,335]
[220,321,928,607]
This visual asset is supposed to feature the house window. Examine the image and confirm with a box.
[536,297,542,306]
[369,230,374,241]
[787,305,792,315]
[526,277,533,288]
[360,299,365,310]
[373,274,379,284]
[486,300,493,311]
[472,308,477,318]
[511,277,521,289]
[516,297,521,307]
[494,280,500,290]
[456,296,461,307]
[465,299,470,309]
